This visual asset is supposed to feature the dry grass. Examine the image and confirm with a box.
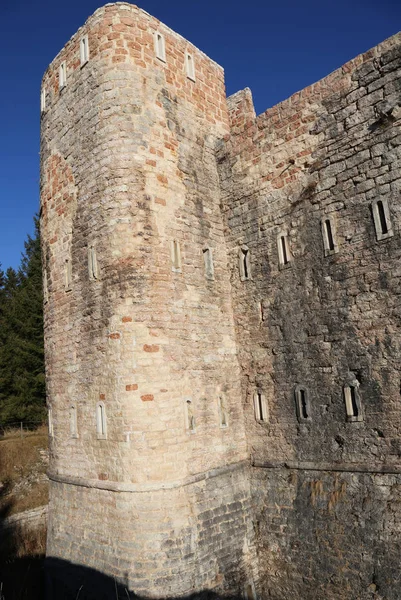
[0,430,48,516]
[1,424,47,441]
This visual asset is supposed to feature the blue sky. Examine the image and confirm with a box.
[0,0,400,270]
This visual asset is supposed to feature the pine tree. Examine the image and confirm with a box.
[0,218,45,426]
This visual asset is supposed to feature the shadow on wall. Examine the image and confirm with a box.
[0,481,46,600]
[0,504,243,600]
[45,557,245,600]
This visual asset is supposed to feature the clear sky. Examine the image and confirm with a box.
[0,0,400,270]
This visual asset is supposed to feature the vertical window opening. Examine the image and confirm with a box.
[277,233,291,267]
[65,258,72,291]
[41,88,46,113]
[186,53,195,80]
[239,246,251,281]
[259,300,265,322]
[325,220,335,251]
[59,61,66,88]
[254,392,268,423]
[88,246,99,280]
[281,236,288,265]
[70,405,78,438]
[96,402,107,439]
[48,407,53,437]
[295,386,311,422]
[377,200,388,235]
[372,198,393,241]
[203,247,214,280]
[243,249,249,278]
[171,240,182,272]
[344,384,362,422]
[218,394,228,428]
[300,389,308,419]
[155,32,166,62]
[186,399,195,433]
[80,35,89,65]
[350,386,359,417]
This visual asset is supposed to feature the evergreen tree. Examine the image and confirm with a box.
[0,218,45,425]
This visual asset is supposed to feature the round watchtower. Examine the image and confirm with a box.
[40,3,255,597]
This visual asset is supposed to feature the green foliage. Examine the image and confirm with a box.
[0,218,45,425]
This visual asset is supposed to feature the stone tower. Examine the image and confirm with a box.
[40,3,254,598]
[41,3,401,600]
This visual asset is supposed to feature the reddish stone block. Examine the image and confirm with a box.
[109,333,121,340]
[141,394,154,402]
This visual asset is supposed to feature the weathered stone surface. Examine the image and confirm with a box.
[40,3,401,598]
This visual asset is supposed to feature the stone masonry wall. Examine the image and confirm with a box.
[218,31,401,599]
[41,3,254,597]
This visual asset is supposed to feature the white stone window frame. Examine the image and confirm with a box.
[40,87,46,113]
[154,31,166,63]
[294,385,312,423]
[185,397,196,433]
[70,404,79,439]
[88,245,99,280]
[372,198,393,241]
[253,391,268,423]
[80,34,90,66]
[48,406,54,438]
[171,239,182,273]
[239,245,251,281]
[185,52,196,81]
[343,384,363,423]
[202,247,214,280]
[218,394,228,428]
[277,231,291,268]
[65,257,72,291]
[59,61,67,89]
[321,214,339,257]
[96,401,107,440]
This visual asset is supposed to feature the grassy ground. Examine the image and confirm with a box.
[0,426,48,516]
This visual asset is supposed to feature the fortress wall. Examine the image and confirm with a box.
[41,3,253,596]
[47,463,253,597]
[218,32,401,598]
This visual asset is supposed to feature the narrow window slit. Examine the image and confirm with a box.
[277,233,291,267]
[218,394,228,428]
[377,200,388,235]
[281,236,288,265]
[372,198,393,241]
[80,35,89,65]
[254,392,268,423]
[239,246,251,281]
[203,247,214,280]
[59,61,67,88]
[325,219,335,251]
[300,389,308,419]
[243,250,249,278]
[185,399,195,432]
[70,405,78,438]
[294,386,311,422]
[155,32,166,62]
[344,384,363,422]
[171,240,182,272]
[350,386,359,417]
[186,53,195,80]
[96,402,107,439]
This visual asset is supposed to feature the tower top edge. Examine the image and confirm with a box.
[42,2,224,83]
